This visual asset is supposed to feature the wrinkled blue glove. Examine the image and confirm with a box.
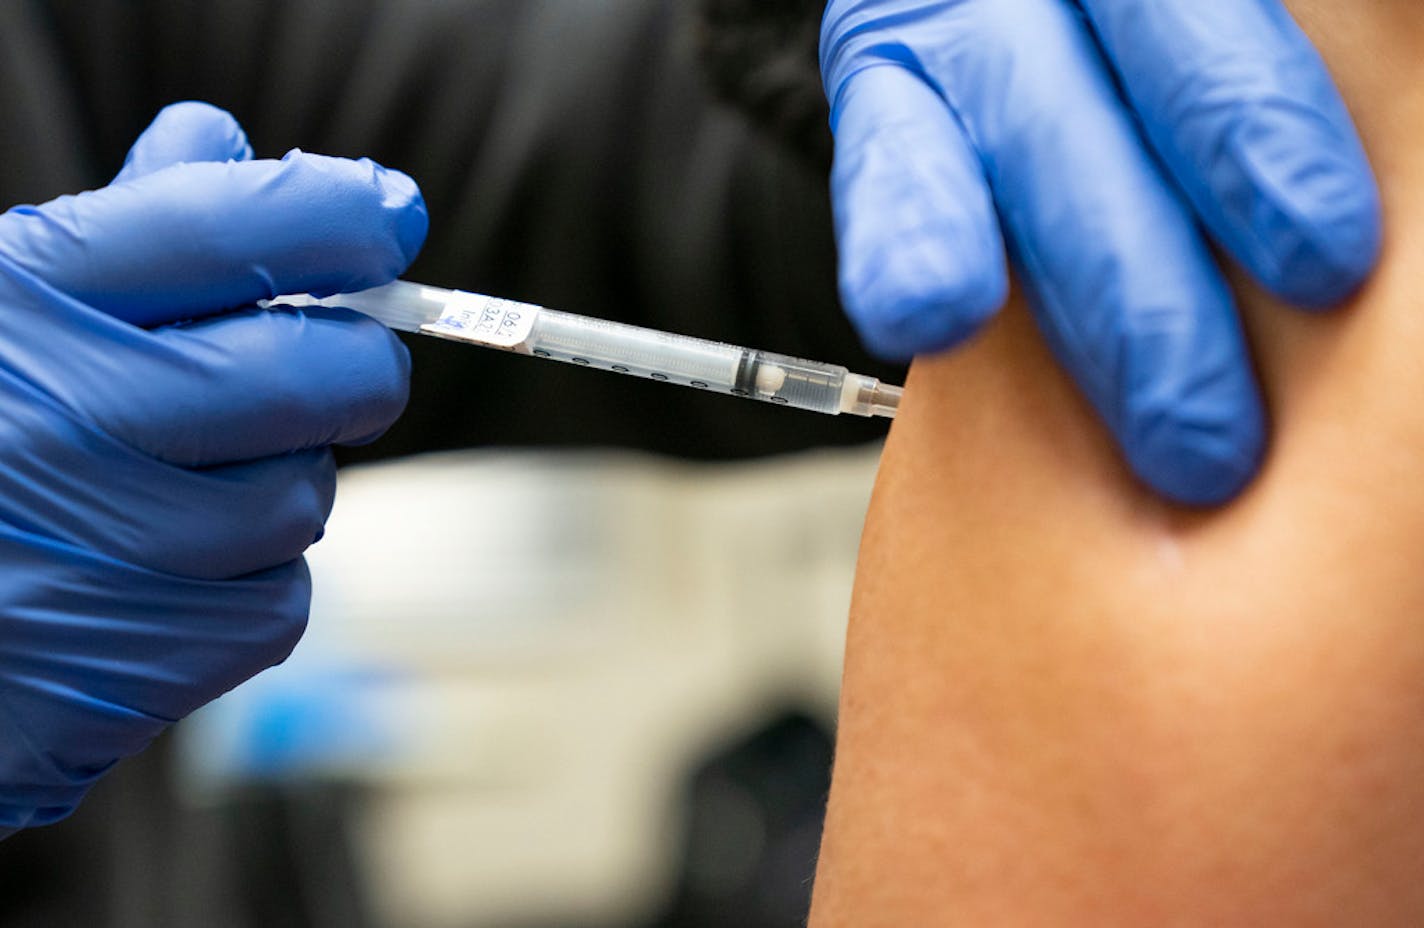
[0,102,427,838]
[822,0,1382,504]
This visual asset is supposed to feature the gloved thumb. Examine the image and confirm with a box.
[112,102,254,185]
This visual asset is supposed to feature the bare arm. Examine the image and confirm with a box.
[811,2,1424,923]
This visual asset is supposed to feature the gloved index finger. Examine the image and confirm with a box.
[0,150,428,329]
[827,62,1009,359]
[1077,0,1381,307]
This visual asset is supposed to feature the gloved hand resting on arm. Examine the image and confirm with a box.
[0,102,427,839]
[822,0,1382,504]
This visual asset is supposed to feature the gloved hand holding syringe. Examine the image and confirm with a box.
[275,281,902,419]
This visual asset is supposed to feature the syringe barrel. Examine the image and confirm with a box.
[529,311,741,385]
[528,311,850,415]
[269,282,894,418]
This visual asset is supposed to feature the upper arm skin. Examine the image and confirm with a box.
[810,6,1424,922]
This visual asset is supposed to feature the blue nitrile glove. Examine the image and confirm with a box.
[822,0,1382,504]
[0,102,427,838]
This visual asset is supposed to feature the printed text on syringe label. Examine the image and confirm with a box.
[421,290,539,349]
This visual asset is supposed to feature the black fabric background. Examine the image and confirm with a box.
[0,0,900,465]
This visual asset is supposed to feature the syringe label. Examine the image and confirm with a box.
[421,290,539,349]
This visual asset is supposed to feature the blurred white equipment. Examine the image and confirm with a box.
[182,445,880,928]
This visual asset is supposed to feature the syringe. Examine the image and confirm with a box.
[274,280,902,419]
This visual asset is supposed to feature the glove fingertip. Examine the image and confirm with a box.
[305,305,413,445]
[1130,420,1265,507]
[1188,92,1382,310]
[277,152,429,293]
[1263,182,1382,310]
[1088,277,1270,507]
[1120,363,1268,508]
[254,560,313,673]
[115,101,253,184]
[379,164,430,269]
[843,248,1007,360]
[158,101,253,159]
